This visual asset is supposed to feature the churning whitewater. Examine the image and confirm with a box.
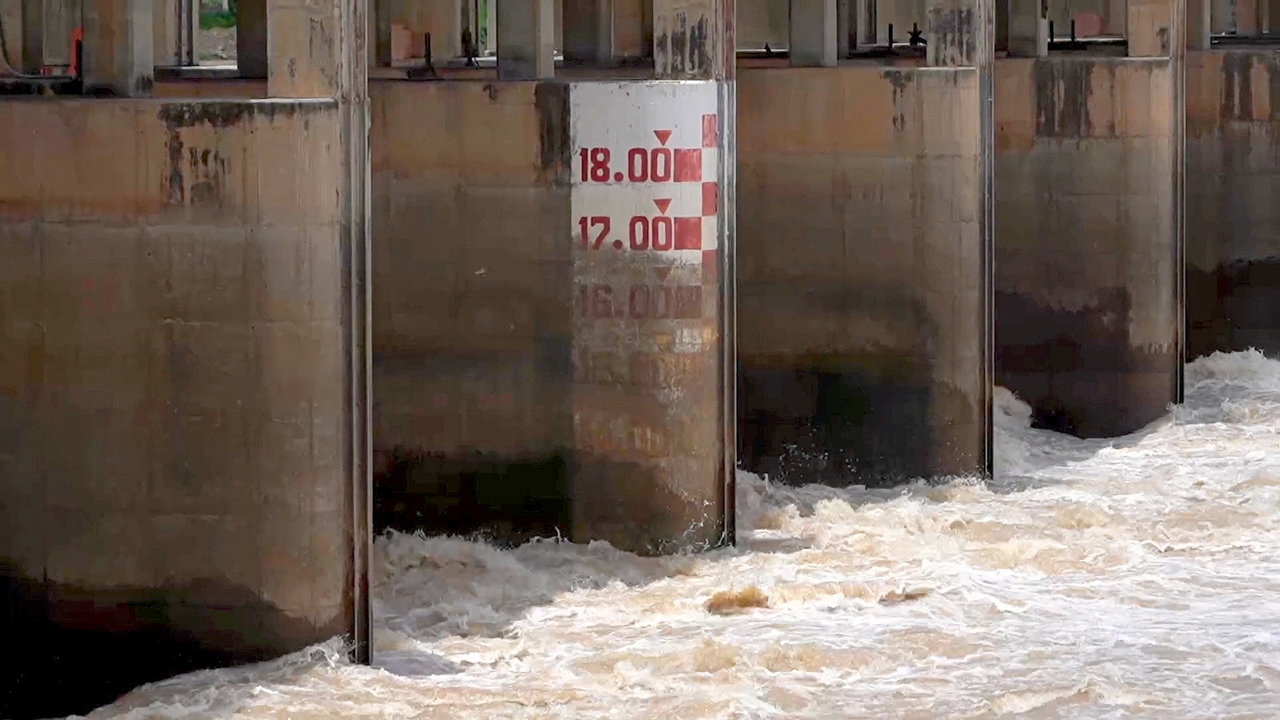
[83,351,1280,719]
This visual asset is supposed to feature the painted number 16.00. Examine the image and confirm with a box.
[579,215,677,251]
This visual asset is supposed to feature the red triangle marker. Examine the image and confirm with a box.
[654,130,672,146]
[655,267,672,282]
[653,198,671,215]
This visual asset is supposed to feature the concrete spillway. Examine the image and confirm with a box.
[2,0,1279,716]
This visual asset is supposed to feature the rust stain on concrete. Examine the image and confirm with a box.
[1221,52,1254,122]
[655,10,713,77]
[1033,59,1096,137]
[187,147,230,207]
[884,70,910,135]
[927,6,977,66]
[534,83,571,185]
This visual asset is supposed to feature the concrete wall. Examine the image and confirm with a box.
[739,0,790,49]
[1186,51,1280,359]
[368,80,730,553]
[995,57,1179,437]
[370,81,574,542]
[735,66,989,485]
[0,98,359,718]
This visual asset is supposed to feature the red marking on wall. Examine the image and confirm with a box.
[702,182,719,216]
[581,350,710,389]
[702,114,719,148]
[577,282,703,320]
[675,218,702,250]
[580,146,697,184]
[579,213,707,254]
[674,149,702,182]
[70,27,84,77]
[578,215,612,249]
[632,215,675,250]
[654,130,672,146]
[578,143,708,184]
[655,267,673,282]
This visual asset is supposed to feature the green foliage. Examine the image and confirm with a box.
[200,9,236,30]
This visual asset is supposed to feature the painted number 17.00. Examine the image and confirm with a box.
[579,215,677,251]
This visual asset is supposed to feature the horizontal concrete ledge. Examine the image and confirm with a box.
[0,97,337,110]
[739,66,980,77]
[1209,35,1280,47]
[154,65,242,81]
[996,56,1175,69]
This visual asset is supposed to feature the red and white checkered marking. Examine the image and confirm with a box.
[570,84,721,268]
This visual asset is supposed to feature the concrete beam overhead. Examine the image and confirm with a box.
[563,0,614,63]
[83,0,153,95]
[790,0,839,66]
[1007,0,1049,56]
[497,0,556,79]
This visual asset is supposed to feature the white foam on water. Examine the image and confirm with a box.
[79,350,1280,719]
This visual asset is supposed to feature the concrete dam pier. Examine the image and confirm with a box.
[1,0,1277,716]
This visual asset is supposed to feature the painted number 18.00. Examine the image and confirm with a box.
[579,215,678,251]
[579,147,675,184]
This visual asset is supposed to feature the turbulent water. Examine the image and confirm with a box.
[83,351,1280,719]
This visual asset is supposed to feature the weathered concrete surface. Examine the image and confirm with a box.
[152,79,270,98]
[0,0,26,71]
[152,0,178,66]
[653,0,735,79]
[1186,50,1280,358]
[1212,0,1262,33]
[149,67,730,553]
[370,82,574,545]
[739,0,788,48]
[1127,0,1176,57]
[370,79,732,554]
[36,0,78,68]
[0,99,361,719]
[736,66,990,485]
[790,0,838,66]
[995,57,1180,437]
[82,0,152,95]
